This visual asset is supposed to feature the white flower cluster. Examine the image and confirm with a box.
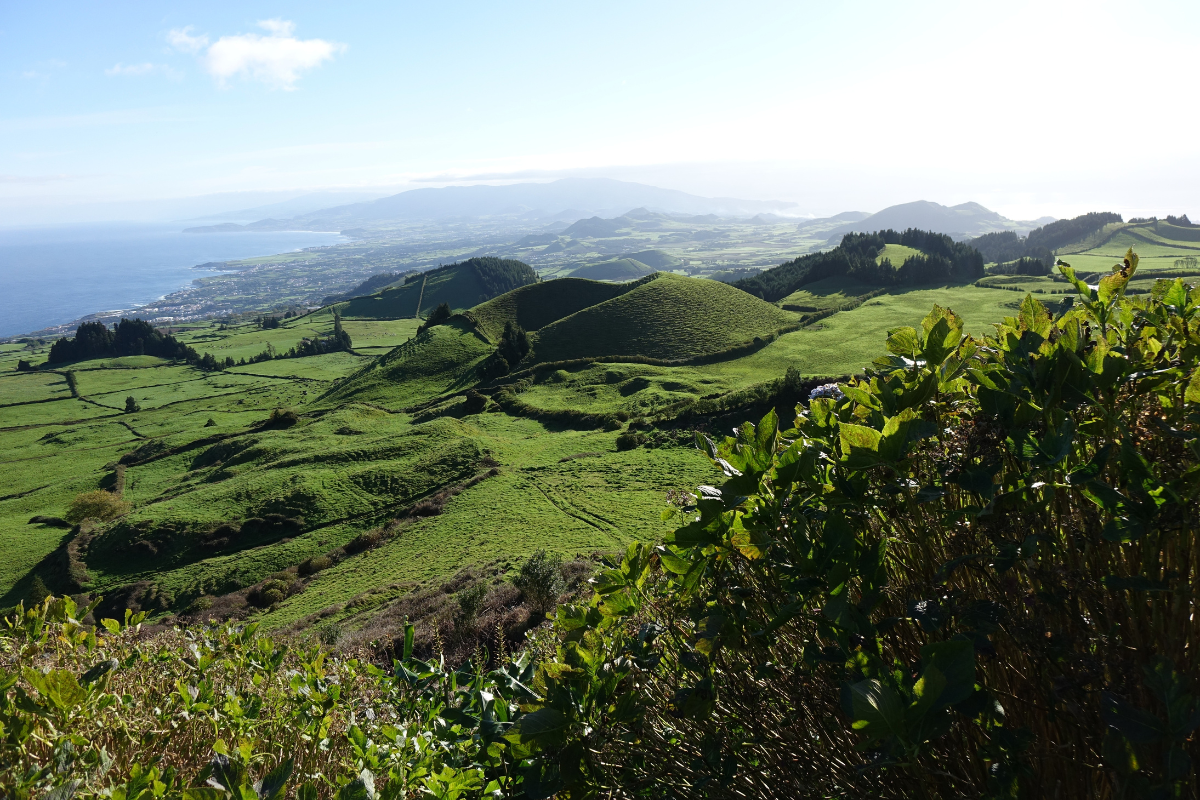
[808,383,845,401]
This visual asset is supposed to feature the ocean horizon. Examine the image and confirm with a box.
[0,223,346,338]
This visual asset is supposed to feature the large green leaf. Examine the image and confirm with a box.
[506,707,573,749]
[840,424,883,468]
[1017,295,1051,338]
[845,679,906,741]
[24,668,86,712]
[886,326,920,358]
[919,639,976,707]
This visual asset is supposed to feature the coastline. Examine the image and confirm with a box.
[0,226,350,342]
[2,262,233,342]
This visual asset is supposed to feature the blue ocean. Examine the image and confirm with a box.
[0,224,347,338]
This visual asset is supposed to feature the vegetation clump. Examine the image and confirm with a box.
[123,396,140,413]
[736,228,985,301]
[418,302,452,333]
[512,548,564,615]
[298,554,332,575]
[46,318,230,370]
[64,490,130,524]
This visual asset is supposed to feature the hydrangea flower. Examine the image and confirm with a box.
[808,383,844,401]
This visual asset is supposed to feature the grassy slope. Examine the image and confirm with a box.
[470,278,629,341]
[778,275,876,312]
[514,283,1028,419]
[319,320,494,410]
[337,263,492,320]
[876,243,923,265]
[529,273,799,362]
[0,320,411,605]
[626,250,682,269]
[259,415,714,628]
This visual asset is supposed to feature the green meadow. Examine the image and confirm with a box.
[2,223,1196,637]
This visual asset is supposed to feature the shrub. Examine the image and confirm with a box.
[64,490,131,524]
[298,554,333,576]
[456,582,489,632]
[343,529,384,555]
[249,578,292,608]
[418,303,452,333]
[124,396,140,413]
[185,596,214,614]
[26,576,51,606]
[512,549,563,614]
[615,432,644,451]
[262,409,298,429]
[462,390,488,415]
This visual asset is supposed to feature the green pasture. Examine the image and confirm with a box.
[0,372,71,405]
[472,279,628,341]
[876,243,922,266]
[0,254,1129,629]
[778,275,876,311]
[529,273,798,362]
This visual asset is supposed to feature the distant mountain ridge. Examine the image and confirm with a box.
[183,178,799,234]
[821,200,1054,241]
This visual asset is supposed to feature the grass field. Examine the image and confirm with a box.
[1056,222,1200,274]
[876,243,923,266]
[778,275,876,312]
[2,245,1172,632]
[471,278,629,341]
[529,273,799,362]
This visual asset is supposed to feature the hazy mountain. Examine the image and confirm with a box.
[822,200,1055,240]
[181,191,396,224]
[183,178,798,233]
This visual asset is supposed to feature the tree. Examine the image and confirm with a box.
[498,321,530,365]
[124,396,141,413]
[419,303,452,334]
[513,549,564,615]
[332,312,353,350]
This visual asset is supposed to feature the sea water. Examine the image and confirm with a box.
[0,223,347,338]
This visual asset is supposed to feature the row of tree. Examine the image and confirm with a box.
[48,319,197,365]
[734,228,984,302]
[969,211,1126,273]
[45,315,352,371]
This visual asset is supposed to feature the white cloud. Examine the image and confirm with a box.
[105,62,172,77]
[169,20,342,90]
[167,26,208,54]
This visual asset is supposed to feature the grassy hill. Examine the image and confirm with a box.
[470,278,629,341]
[569,258,654,281]
[528,272,799,362]
[319,319,494,409]
[337,257,536,320]
[625,249,682,269]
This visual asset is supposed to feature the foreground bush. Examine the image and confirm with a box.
[507,252,1200,798]
[0,597,531,799]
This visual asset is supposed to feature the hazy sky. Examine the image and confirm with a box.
[3,0,1197,224]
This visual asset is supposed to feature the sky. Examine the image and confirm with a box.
[2,0,1197,225]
